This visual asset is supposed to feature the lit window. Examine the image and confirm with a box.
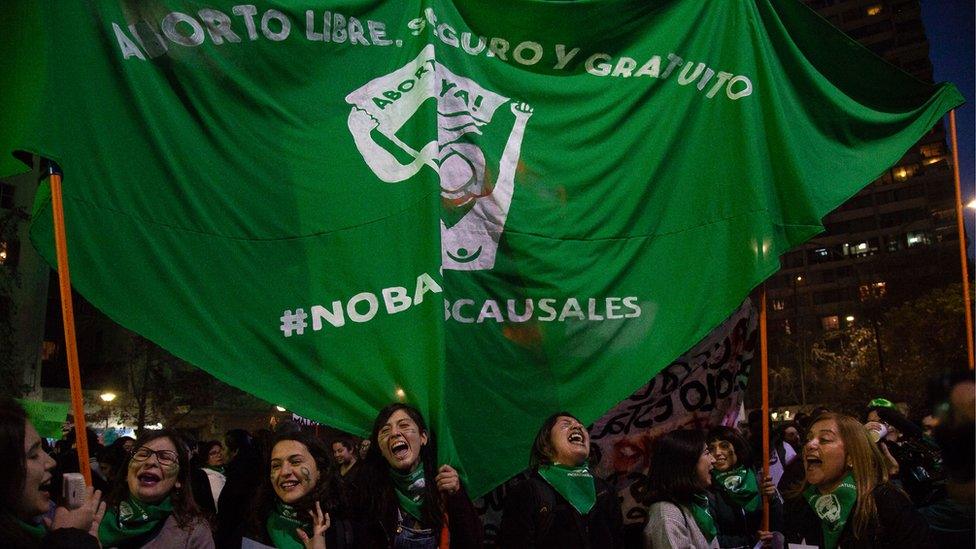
[815,248,828,257]
[866,4,882,16]
[907,231,931,247]
[919,143,944,158]
[821,316,840,331]
[772,299,786,311]
[872,281,887,297]
[892,164,918,182]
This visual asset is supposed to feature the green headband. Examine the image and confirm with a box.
[867,397,896,410]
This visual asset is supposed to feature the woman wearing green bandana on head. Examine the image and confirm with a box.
[243,431,347,548]
[357,403,482,548]
[642,429,720,548]
[0,397,106,549]
[498,411,622,548]
[99,430,214,548]
[782,412,933,549]
[706,426,781,548]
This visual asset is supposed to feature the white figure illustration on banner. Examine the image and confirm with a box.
[345,45,533,271]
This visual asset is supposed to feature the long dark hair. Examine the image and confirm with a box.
[529,411,579,470]
[0,398,36,547]
[107,429,206,529]
[361,403,443,531]
[247,430,338,539]
[645,429,708,506]
[706,425,753,469]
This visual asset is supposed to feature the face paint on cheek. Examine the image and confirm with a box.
[300,466,312,485]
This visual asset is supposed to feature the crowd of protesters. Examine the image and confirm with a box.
[1,371,972,548]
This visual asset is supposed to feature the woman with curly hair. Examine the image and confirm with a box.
[244,430,347,548]
[783,412,931,548]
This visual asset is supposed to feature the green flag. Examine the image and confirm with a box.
[9,0,961,497]
[17,399,69,440]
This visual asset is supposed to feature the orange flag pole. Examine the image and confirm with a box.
[949,110,975,370]
[759,286,770,531]
[48,162,92,486]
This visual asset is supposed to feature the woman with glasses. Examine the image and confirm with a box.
[99,430,214,548]
[190,441,226,515]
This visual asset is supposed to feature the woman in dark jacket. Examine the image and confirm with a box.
[356,403,482,548]
[783,412,932,549]
[706,426,780,549]
[0,397,106,549]
[498,411,622,548]
[244,430,355,548]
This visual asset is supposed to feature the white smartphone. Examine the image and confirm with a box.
[62,473,86,509]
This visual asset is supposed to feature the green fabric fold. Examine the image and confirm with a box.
[803,472,857,549]
[391,466,426,521]
[712,465,761,512]
[689,492,717,542]
[537,462,596,515]
[99,496,172,547]
[266,501,307,549]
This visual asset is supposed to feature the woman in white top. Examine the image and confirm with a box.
[643,429,719,549]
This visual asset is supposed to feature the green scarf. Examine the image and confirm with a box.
[689,493,717,542]
[99,496,173,548]
[712,466,761,512]
[537,462,597,515]
[803,473,858,549]
[391,466,426,521]
[265,501,308,549]
[17,518,46,539]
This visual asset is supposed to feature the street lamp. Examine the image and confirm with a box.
[275,405,286,412]
[100,392,117,431]
[845,315,855,322]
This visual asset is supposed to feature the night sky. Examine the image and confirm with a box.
[921,0,975,257]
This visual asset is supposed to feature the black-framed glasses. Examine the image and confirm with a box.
[131,447,179,467]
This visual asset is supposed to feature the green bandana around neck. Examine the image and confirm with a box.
[712,465,761,512]
[689,492,717,542]
[803,472,858,549]
[99,495,173,548]
[390,465,426,521]
[17,518,46,539]
[537,462,597,515]
[266,501,308,549]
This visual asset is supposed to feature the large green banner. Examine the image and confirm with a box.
[9,0,961,496]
